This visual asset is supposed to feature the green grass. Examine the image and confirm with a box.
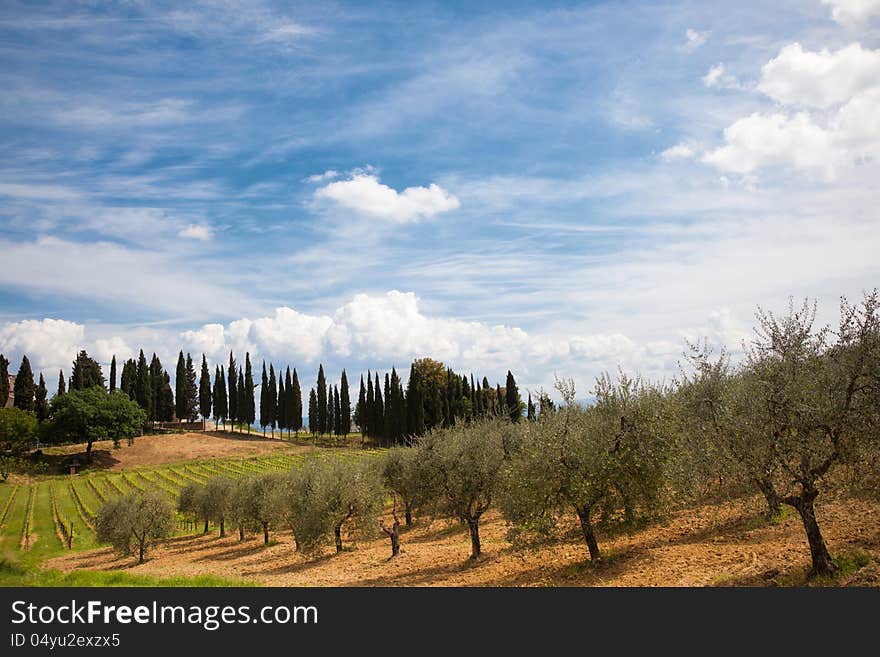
[0,558,254,587]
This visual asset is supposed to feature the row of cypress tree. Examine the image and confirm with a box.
[2,349,526,442]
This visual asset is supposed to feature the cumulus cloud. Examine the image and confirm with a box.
[178,223,214,240]
[177,291,684,391]
[683,28,709,52]
[702,63,744,90]
[0,319,85,375]
[702,42,880,177]
[758,43,880,108]
[315,173,460,223]
[821,0,880,25]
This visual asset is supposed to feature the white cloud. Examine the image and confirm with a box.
[683,28,709,52]
[660,142,697,161]
[315,173,460,223]
[0,319,85,375]
[702,111,836,175]
[305,170,340,183]
[758,43,880,108]
[178,224,214,240]
[821,0,880,25]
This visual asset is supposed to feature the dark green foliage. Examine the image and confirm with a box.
[227,353,238,428]
[308,388,317,435]
[0,407,37,452]
[406,363,424,437]
[355,374,366,434]
[149,354,163,423]
[120,359,136,400]
[199,355,212,421]
[242,353,255,431]
[57,369,66,397]
[45,387,145,457]
[277,372,286,437]
[0,355,8,406]
[134,350,151,420]
[339,370,351,436]
[183,353,199,422]
[316,364,327,435]
[290,368,302,434]
[505,370,523,422]
[527,393,536,421]
[259,361,269,431]
[70,350,105,390]
[175,351,186,421]
[34,373,49,422]
[268,363,277,433]
[213,365,227,428]
[158,372,174,422]
[13,355,35,412]
[109,356,117,393]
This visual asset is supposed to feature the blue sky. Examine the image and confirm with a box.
[1,0,879,397]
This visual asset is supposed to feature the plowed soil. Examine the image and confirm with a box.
[47,494,880,587]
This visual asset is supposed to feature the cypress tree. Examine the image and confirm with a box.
[175,351,186,421]
[340,370,351,437]
[57,369,66,397]
[199,355,212,425]
[308,388,318,435]
[214,365,227,430]
[283,367,293,437]
[237,370,245,433]
[120,359,136,399]
[316,364,327,435]
[268,364,277,437]
[364,371,373,437]
[149,354,163,424]
[505,370,522,422]
[34,373,49,421]
[228,352,238,430]
[527,393,536,421]
[291,368,302,435]
[373,373,383,440]
[13,355,35,412]
[0,355,8,406]
[71,350,105,390]
[135,350,152,418]
[159,372,175,421]
[383,372,392,441]
[277,371,286,439]
[109,355,117,393]
[406,363,424,437]
[496,384,504,416]
[260,361,269,434]
[184,353,199,422]
[243,353,255,433]
[328,385,336,436]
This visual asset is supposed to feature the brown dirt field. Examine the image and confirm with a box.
[47,495,880,586]
[42,431,312,471]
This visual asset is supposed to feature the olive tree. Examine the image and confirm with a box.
[238,473,282,544]
[321,459,383,554]
[417,418,508,560]
[96,490,175,563]
[177,482,209,533]
[735,294,879,576]
[202,476,235,537]
[501,375,670,563]
[272,458,328,553]
[380,447,428,526]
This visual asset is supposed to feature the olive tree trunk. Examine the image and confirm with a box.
[467,517,481,559]
[576,505,602,562]
[784,490,836,577]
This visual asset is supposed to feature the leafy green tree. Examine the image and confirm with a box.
[13,355,35,412]
[109,356,117,393]
[322,459,382,553]
[177,482,210,533]
[406,363,424,437]
[272,459,327,552]
[45,387,145,459]
[157,372,174,422]
[57,369,66,397]
[199,355,212,424]
[70,350,105,390]
[34,373,49,422]
[381,446,428,526]
[96,491,175,563]
[238,473,282,544]
[0,407,37,452]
